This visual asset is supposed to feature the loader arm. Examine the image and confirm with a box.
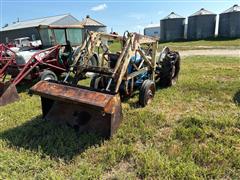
[12,45,62,86]
[70,32,101,82]
[113,34,135,93]
[0,44,16,78]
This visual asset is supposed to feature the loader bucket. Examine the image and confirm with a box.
[0,81,19,106]
[30,81,123,137]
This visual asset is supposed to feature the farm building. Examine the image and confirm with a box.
[144,24,160,39]
[187,8,216,40]
[219,4,240,38]
[79,15,107,33]
[160,12,185,42]
[0,14,79,43]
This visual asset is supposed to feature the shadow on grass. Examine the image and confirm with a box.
[233,90,240,106]
[0,116,103,160]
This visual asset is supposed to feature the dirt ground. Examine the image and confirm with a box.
[180,49,240,57]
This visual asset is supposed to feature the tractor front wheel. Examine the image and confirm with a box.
[90,76,107,90]
[89,55,99,66]
[40,70,58,81]
[139,80,156,107]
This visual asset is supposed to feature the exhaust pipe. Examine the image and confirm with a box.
[0,81,19,106]
[30,81,123,137]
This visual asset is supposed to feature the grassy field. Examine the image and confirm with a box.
[0,55,240,179]
[159,38,240,51]
[108,38,240,52]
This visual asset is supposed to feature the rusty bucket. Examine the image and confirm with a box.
[0,81,19,106]
[30,81,122,137]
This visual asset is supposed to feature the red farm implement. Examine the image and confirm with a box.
[0,45,67,106]
[0,43,16,70]
[0,24,86,106]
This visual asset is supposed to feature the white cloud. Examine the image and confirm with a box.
[91,4,107,11]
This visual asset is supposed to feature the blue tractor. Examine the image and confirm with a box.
[30,31,180,137]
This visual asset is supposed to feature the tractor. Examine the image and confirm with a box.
[0,25,99,106]
[30,31,180,137]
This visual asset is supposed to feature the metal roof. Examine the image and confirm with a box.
[79,15,106,27]
[162,12,184,20]
[145,23,160,28]
[1,14,76,32]
[190,8,216,17]
[222,4,240,14]
[38,24,84,29]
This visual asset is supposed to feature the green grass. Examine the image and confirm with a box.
[0,56,240,179]
[109,40,122,52]
[159,38,240,51]
[107,38,240,52]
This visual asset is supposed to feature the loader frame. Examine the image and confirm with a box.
[0,25,85,87]
[71,31,159,96]
[0,44,16,70]
[0,45,66,86]
[30,31,180,137]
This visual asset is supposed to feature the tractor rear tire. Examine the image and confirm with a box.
[160,53,180,87]
[40,70,58,81]
[139,80,156,107]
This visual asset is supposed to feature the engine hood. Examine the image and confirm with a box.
[16,50,41,65]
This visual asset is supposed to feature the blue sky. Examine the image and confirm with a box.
[1,0,239,34]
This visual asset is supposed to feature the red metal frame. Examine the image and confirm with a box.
[0,44,67,86]
[0,44,17,79]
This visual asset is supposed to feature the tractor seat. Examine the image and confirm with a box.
[59,45,73,67]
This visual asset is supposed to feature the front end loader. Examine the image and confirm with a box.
[0,44,19,106]
[30,31,180,137]
[0,25,87,106]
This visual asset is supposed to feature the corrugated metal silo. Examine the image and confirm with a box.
[219,4,240,38]
[160,12,185,42]
[187,8,216,40]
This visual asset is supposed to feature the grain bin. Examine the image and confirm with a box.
[160,12,185,42]
[187,8,216,40]
[219,4,240,38]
